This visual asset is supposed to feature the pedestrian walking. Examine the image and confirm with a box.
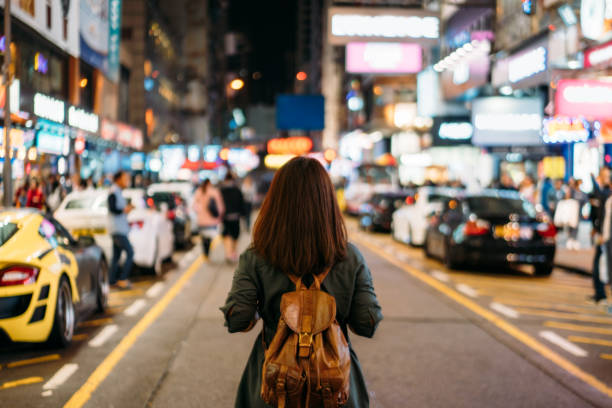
[108,171,135,290]
[519,175,536,204]
[221,157,383,407]
[241,175,256,231]
[220,172,245,263]
[46,177,64,213]
[193,179,224,259]
[547,179,564,215]
[25,178,45,209]
[14,178,29,208]
[598,193,612,307]
[589,167,611,305]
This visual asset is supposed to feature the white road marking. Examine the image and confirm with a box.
[43,364,78,390]
[540,331,588,357]
[490,302,520,319]
[456,283,478,298]
[41,390,53,397]
[88,325,119,348]
[431,270,450,282]
[124,299,147,317]
[146,282,165,298]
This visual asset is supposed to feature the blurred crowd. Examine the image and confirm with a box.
[12,173,152,213]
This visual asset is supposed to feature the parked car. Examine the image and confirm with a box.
[54,189,173,275]
[147,182,197,234]
[0,209,108,346]
[424,190,557,276]
[146,191,191,249]
[392,187,460,246]
[344,164,399,216]
[358,191,414,233]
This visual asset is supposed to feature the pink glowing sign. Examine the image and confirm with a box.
[346,42,422,74]
[556,79,612,120]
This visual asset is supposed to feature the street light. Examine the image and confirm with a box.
[229,78,244,90]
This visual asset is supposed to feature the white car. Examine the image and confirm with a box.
[392,187,459,246]
[147,182,197,234]
[54,189,174,275]
[344,164,399,216]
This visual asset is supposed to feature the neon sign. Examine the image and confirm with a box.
[508,47,547,84]
[34,53,48,74]
[34,93,65,123]
[542,116,589,143]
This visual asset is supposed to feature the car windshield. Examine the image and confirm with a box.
[429,194,448,203]
[467,197,536,218]
[0,222,18,246]
[65,197,97,209]
[151,193,178,209]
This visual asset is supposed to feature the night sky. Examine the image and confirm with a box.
[228,0,297,104]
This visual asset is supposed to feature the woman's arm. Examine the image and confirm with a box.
[215,189,226,219]
[220,252,258,333]
[348,255,383,338]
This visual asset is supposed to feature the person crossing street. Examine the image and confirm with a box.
[108,170,135,290]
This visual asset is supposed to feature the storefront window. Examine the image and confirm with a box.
[9,24,69,106]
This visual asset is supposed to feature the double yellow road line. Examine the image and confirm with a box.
[353,235,612,400]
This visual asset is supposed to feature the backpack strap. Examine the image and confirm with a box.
[287,265,333,291]
[311,266,332,290]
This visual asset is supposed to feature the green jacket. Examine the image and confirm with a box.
[221,243,383,407]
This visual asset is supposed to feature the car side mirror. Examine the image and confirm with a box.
[77,235,96,248]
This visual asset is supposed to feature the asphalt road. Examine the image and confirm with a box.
[1,222,612,408]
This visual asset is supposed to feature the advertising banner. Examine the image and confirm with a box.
[472,97,543,146]
[80,0,122,82]
[276,95,324,131]
[346,43,422,74]
[556,79,612,120]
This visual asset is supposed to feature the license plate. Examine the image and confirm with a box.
[494,225,533,240]
[519,226,533,240]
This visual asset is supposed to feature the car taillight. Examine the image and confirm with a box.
[537,223,557,238]
[465,219,490,236]
[147,198,154,208]
[167,210,176,221]
[130,220,145,229]
[0,266,39,286]
[405,196,415,205]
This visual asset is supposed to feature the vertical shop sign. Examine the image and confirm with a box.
[80,0,122,82]
[108,0,122,82]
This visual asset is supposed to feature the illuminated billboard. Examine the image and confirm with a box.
[556,79,612,120]
[346,43,422,74]
[328,7,439,45]
[472,97,543,146]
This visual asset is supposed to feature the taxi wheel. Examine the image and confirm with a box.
[49,277,75,347]
[534,264,553,277]
[96,259,110,313]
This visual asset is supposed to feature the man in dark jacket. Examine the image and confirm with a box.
[220,172,245,263]
[590,167,611,305]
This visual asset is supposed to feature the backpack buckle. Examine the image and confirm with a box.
[298,332,312,357]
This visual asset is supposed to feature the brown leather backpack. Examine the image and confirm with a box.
[261,268,351,408]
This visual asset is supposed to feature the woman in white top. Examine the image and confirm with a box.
[193,179,225,258]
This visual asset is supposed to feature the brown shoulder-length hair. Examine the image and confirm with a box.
[252,156,347,276]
